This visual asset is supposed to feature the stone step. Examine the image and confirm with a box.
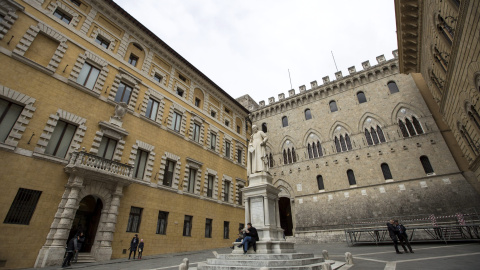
[75,253,96,263]
[207,257,324,267]
[197,261,332,270]
[217,253,314,261]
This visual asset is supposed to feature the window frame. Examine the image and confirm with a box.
[95,35,110,49]
[4,188,42,225]
[145,98,160,121]
[329,100,338,112]
[76,62,101,90]
[381,163,393,180]
[0,98,24,143]
[187,168,197,193]
[126,206,143,233]
[133,149,149,179]
[387,81,399,94]
[223,221,230,239]
[163,159,176,187]
[128,53,139,67]
[193,123,201,142]
[172,112,182,132]
[347,169,356,186]
[53,8,72,24]
[44,120,77,158]
[207,174,214,198]
[282,116,288,127]
[205,218,212,238]
[97,136,117,160]
[183,215,193,236]
[304,109,312,120]
[357,91,367,104]
[156,211,169,235]
[316,175,325,191]
[114,82,133,104]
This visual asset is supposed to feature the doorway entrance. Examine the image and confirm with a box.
[279,197,293,236]
[68,195,103,252]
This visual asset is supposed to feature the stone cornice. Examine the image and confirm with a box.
[395,0,422,74]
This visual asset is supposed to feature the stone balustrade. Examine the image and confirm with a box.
[67,151,134,180]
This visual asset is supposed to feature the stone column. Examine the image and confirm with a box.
[275,198,281,230]
[244,197,250,225]
[263,196,270,227]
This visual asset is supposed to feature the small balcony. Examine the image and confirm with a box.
[65,150,134,185]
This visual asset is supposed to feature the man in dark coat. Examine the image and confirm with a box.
[240,223,259,254]
[128,234,139,260]
[73,231,85,263]
[395,220,414,253]
[387,219,407,254]
[62,237,77,267]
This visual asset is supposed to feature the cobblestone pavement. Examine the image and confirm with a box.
[27,242,480,270]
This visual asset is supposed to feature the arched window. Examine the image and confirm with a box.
[468,105,480,131]
[365,129,373,145]
[357,92,367,104]
[345,134,353,150]
[317,141,323,157]
[317,175,325,190]
[371,127,379,144]
[460,124,479,156]
[381,163,393,180]
[287,149,292,164]
[292,148,297,162]
[437,14,454,44]
[347,169,356,186]
[283,150,287,165]
[420,156,434,174]
[388,81,399,94]
[262,123,268,133]
[305,109,312,120]
[399,120,409,137]
[312,142,318,158]
[340,135,347,151]
[282,116,288,127]
[334,137,341,153]
[329,100,338,112]
[377,126,386,142]
[405,118,416,136]
[412,117,424,134]
[307,143,313,159]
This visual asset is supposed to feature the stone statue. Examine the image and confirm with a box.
[113,102,128,120]
[248,125,268,175]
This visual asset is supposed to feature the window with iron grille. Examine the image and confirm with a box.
[4,188,42,225]
[156,211,168,235]
[126,206,142,233]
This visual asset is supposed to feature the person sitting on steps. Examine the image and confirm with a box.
[238,223,259,254]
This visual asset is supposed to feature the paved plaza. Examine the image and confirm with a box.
[27,242,480,270]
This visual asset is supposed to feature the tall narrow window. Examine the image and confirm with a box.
[172,112,182,132]
[145,98,159,121]
[269,153,273,167]
[128,53,138,67]
[205,218,212,238]
[0,98,23,143]
[45,120,77,158]
[347,169,356,186]
[77,62,100,90]
[224,221,230,239]
[371,127,379,144]
[183,215,193,236]
[388,81,399,94]
[381,163,393,180]
[238,185,243,205]
[468,110,480,131]
[95,35,110,49]
[305,109,312,120]
[176,87,184,97]
[357,92,367,103]
[412,117,424,134]
[317,141,323,157]
[53,9,72,24]
[312,142,318,158]
[193,123,200,142]
[4,188,42,225]
[210,133,216,150]
[187,169,196,193]
[237,149,242,164]
[316,175,325,191]
[114,82,133,104]
[437,15,454,44]
[207,175,214,198]
[156,211,168,235]
[399,120,409,137]
[292,148,297,162]
[283,150,288,164]
[133,149,149,179]
[340,135,347,151]
[329,100,338,112]
[195,98,201,107]
[126,206,143,233]
[346,135,352,150]
[377,126,386,142]
[308,144,313,159]
[237,125,241,133]
[420,156,434,174]
[365,129,373,146]
[282,116,288,127]
[405,118,416,136]
[287,149,292,164]
[460,125,479,156]
[97,136,117,160]
[224,181,230,202]
[163,160,175,186]
[225,141,231,158]
[334,137,341,153]
[262,123,268,133]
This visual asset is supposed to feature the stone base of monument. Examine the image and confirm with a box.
[231,241,296,254]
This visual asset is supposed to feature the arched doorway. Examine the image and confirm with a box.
[279,197,293,236]
[68,195,103,252]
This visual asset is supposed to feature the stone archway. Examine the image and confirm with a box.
[274,179,296,237]
[68,195,103,253]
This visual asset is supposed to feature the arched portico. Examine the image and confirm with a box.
[274,179,296,237]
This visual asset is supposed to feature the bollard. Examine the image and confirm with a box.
[345,252,354,265]
[321,262,332,270]
[212,251,219,258]
[183,258,189,269]
[322,250,329,260]
[179,262,187,270]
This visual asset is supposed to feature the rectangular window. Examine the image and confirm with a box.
[237,149,242,164]
[172,112,182,132]
[179,74,187,82]
[4,188,42,225]
[156,211,168,235]
[193,123,200,142]
[53,9,72,24]
[210,133,216,150]
[128,53,138,67]
[176,87,184,97]
[77,62,100,90]
[154,73,163,83]
[224,221,230,239]
[163,160,175,186]
[238,185,243,205]
[224,181,230,202]
[95,35,110,49]
[145,98,159,121]
[183,215,193,236]
[45,120,77,158]
[195,98,201,107]
[126,206,142,233]
[237,125,241,133]
[210,110,216,118]
[114,82,133,104]
[225,107,230,114]
[70,0,81,6]
[205,218,212,238]
[133,149,149,179]
[225,120,229,127]
[207,175,214,198]
[225,141,231,158]
[187,168,196,193]
[0,98,24,143]
[97,136,117,160]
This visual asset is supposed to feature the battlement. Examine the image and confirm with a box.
[258,50,398,107]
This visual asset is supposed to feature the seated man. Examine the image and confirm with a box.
[231,229,244,249]
[238,223,259,254]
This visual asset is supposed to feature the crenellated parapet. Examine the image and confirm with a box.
[253,50,399,121]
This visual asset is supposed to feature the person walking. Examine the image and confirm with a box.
[239,223,259,254]
[128,234,139,260]
[387,219,407,254]
[137,239,144,259]
[62,237,78,268]
[395,220,414,253]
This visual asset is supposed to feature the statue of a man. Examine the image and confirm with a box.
[248,125,268,175]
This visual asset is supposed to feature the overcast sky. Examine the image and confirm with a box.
[115,0,398,104]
